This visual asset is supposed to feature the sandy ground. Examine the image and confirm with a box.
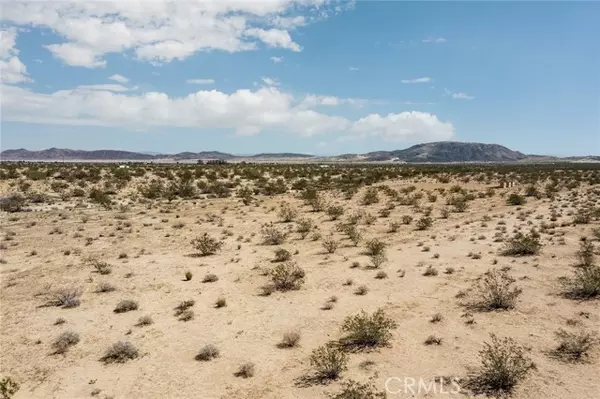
[1,176,599,399]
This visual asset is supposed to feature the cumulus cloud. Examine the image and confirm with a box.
[0,1,332,68]
[108,74,129,84]
[299,94,367,108]
[0,27,32,84]
[348,112,455,142]
[186,79,216,85]
[401,77,432,84]
[0,84,455,142]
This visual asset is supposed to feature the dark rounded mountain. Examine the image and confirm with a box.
[366,141,528,162]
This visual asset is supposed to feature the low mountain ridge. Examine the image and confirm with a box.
[365,141,528,162]
[0,142,591,163]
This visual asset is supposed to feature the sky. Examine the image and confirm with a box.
[0,0,599,156]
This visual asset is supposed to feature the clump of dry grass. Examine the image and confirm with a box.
[52,331,80,354]
[551,329,598,362]
[278,330,301,348]
[234,362,255,378]
[270,261,305,291]
[100,341,139,364]
[195,344,220,361]
[114,299,139,313]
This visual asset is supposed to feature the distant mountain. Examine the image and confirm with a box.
[364,141,529,163]
[0,142,593,163]
[249,153,314,159]
[0,148,155,161]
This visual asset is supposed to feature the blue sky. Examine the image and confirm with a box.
[1,1,598,156]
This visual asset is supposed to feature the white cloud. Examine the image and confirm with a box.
[299,94,367,108]
[0,27,32,84]
[0,1,332,68]
[108,74,129,84]
[245,28,302,52]
[261,77,279,86]
[271,56,284,63]
[45,43,106,68]
[423,37,447,44]
[452,92,475,100]
[401,77,432,84]
[348,112,455,142]
[348,66,359,71]
[186,79,216,85]
[0,84,455,142]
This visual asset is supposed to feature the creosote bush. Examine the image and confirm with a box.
[270,261,305,291]
[278,204,298,222]
[191,233,223,256]
[274,248,292,262]
[340,308,397,348]
[472,269,522,310]
[551,329,598,362]
[467,334,535,395]
[561,263,600,299]
[327,205,345,221]
[235,362,255,378]
[100,341,139,364]
[415,216,433,231]
[322,237,339,254]
[506,193,526,206]
[261,224,286,245]
[365,239,386,257]
[310,345,348,380]
[501,232,541,256]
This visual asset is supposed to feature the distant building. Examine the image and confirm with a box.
[197,159,228,165]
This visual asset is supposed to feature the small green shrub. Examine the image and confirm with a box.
[310,345,348,380]
[340,309,397,348]
[271,262,305,291]
[191,233,223,256]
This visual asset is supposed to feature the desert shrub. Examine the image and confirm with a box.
[274,248,292,262]
[401,215,413,225]
[576,240,595,267]
[235,362,255,378]
[423,266,438,276]
[261,224,286,245]
[354,285,369,295]
[551,329,598,362]
[369,253,387,268]
[100,341,139,364]
[361,187,379,205]
[278,204,298,222]
[327,205,345,221]
[573,209,591,224]
[506,193,526,206]
[447,195,469,212]
[328,379,386,399]
[296,218,314,239]
[467,335,535,395]
[196,344,220,361]
[365,239,386,256]
[415,216,433,230]
[52,331,80,354]
[184,271,193,281]
[202,273,219,283]
[561,263,600,299]
[388,221,401,233]
[424,335,443,346]
[472,269,522,310]
[53,287,82,308]
[501,232,541,256]
[191,233,223,256]
[278,330,301,348]
[114,299,139,313]
[322,237,339,254]
[309,194,327,212]
[95,282,116,293]
[237,186,254,205]
[88,189,111,208]
[310,345,348,380]
[0,376,19,399]
[136,315,153,326]
[342,224,362,246]
[340,309,397,348]
[270,262,305,291]
[91,260,112,275]
[215,297,227,308]
[0,194,26,213]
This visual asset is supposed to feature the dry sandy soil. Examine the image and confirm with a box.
[1,170,599,399]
